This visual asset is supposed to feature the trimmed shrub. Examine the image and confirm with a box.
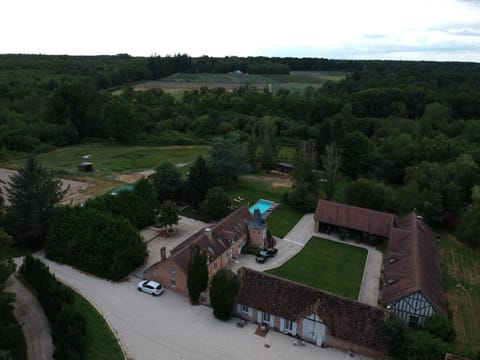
[46,206,148,280]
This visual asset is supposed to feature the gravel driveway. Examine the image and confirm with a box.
[32,252,362,360]
[5,275,53,360]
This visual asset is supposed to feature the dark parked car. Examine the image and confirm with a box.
[267,248,278,257]
[255,250,269,263]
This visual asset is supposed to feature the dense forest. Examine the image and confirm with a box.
[1,54,480,234]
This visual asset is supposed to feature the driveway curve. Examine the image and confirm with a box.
[33,253,358,360]
[5,275,54,360]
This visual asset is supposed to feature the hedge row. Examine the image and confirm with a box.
[85,190,155,230]
[46,206,148,281]
[19,256,86,360]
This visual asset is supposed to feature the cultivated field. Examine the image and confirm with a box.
[133,71,348,95]
[266,236,367,299]
[440,234,480,355]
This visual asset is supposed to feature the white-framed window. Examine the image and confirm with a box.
[285,319,294,331]
[241,304,250,314]
[206,255,210,265]
[170,264,175,274]
[170,279,176,288]
[213,261,217,272]
[263,312,270,323]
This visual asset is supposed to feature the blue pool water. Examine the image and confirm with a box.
[249,199,274,214]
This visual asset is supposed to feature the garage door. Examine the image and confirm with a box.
[302,313,325,346]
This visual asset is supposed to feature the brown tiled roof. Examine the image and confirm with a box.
[381,213,446,314]
[145,206,252,274]
[237,268,388,352]
[314,199,395,237]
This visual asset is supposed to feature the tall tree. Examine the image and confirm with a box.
[200,187,231,221]
[153,162,183,202]
[210,269,238,321]
[320,143,342,200]
[133,177,156,209]
[184,156,214,209]
[156,201,180,231]
[209,132,249,185]
[6,158,66,248]
[344,178,396,212]
[288,140,320,212]
[187,245,208,304]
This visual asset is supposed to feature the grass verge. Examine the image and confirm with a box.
[267,236,367,299]
[267,205,304,238]
[439,233,480,355]
[71,290,125,360]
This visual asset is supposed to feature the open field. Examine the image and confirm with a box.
[266,236,367,299]
[440,234,480,355]
[2,144,210,180]
[133,71,348,95]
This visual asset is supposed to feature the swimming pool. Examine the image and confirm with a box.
[249,199,274,214]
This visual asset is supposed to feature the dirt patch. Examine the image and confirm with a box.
[242,174,292,188]
[0,168,93,206]
[116,174,143,183]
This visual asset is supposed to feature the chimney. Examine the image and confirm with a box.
[205,228,212,239]
[160,247,166,261]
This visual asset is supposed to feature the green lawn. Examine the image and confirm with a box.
[440,234,480,355]
[3,144,210,180]
[267,205,304,238]
[267,236,367,299]
[225,176,286,205]
[72,289,125,360]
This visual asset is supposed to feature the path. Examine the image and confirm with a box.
[32,253,363,360]
[5,275,54,360]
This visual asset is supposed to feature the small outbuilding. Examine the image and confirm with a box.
[276,162,295,174]
[77,162,94,172]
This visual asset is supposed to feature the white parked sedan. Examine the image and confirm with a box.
[138,280,164,296]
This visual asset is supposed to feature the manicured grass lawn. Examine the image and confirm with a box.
[3,144,209,180]
[225,177,286,206]
[267,236,367,299]
[267,205,304,238]
[439,233,480,355]
[72,290,125,360]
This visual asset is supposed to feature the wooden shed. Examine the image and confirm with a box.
[77,162,94,172]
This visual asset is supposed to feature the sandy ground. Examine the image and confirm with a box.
[0,168,92,206]
[5,275,54,360]
[242,174,292,188]
[115,170,156,184]
[29,252,363,360]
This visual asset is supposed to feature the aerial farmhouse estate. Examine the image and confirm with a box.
[143,198,446,357]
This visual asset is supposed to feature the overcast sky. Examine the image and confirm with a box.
[1,0,479,62]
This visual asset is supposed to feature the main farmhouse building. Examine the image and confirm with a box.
[143,206,267,296]
[314,199,447,326]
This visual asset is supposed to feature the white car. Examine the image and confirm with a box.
[138,280,164,296]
